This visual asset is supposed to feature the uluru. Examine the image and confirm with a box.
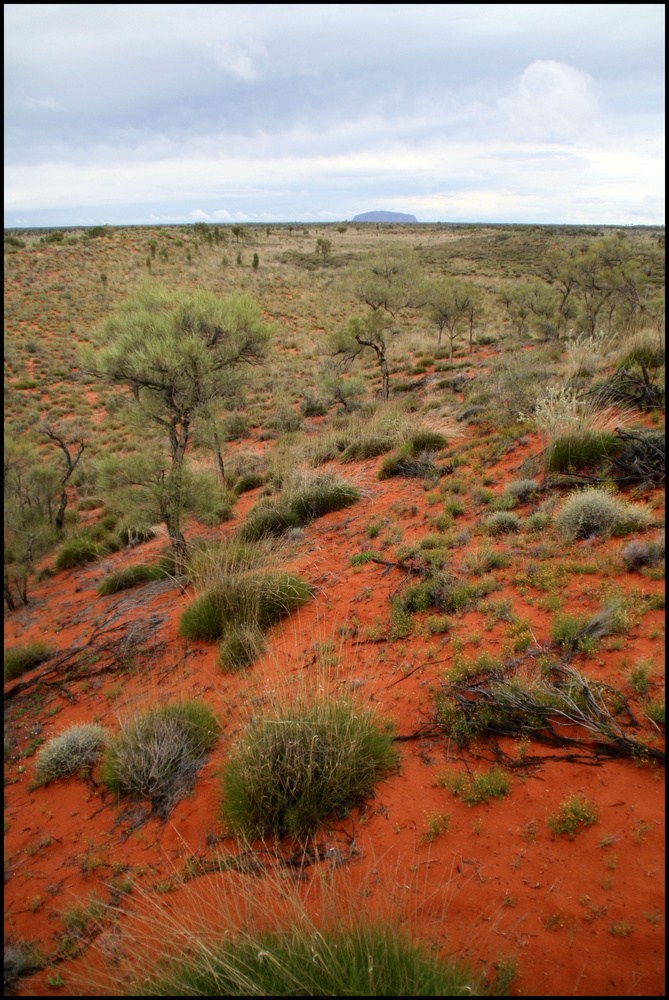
[352,210,417,222]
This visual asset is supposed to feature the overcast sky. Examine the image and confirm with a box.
[4,4,665,227]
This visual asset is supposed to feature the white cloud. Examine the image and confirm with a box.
[24,95,60,110]
[498,60,599,142]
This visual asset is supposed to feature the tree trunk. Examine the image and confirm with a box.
[380,352,389,402]
[469,319,474,354]
[449,329,454,362]
[166,521,189,576]
[4,569,16,611]
[211,428,225,482]
[55,490,68,531]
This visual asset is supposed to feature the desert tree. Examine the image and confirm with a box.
[80,283,271,572]
[423,279,468,360]
[4,439,61,608]
[39,421,86,531]
[459,283,484,355]
[340,247,422,399]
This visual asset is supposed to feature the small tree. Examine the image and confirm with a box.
[423,279,466,360]
[231,225,245,242]
[252,253,259,270]
[81,284,271,572]
[344,247,422,399]
[315,238,332,261]
[40,421,86,531]
[460,283,484,354]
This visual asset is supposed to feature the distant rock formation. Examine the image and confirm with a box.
[352,211,417,223]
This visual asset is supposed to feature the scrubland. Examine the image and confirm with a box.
[4,220,665,996]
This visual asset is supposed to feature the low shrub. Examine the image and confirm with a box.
[300,395,329,417]
[216,622,265,673]
[484,512,521,536]
[239,473,360,541]
[546,793,598,838]
[222,412,249,441]
[554,487,653,540]
[399,573,496,616]
[101,701,219,814]
[620,535,665,571]
[232,472,265,495]
[4,642,51,682]
[504,479,541,503]
[54,535,102,570]
[32,724,107,786]
[221,696,398,838]
[179,572,311,642]
[461,545,510,576]
[96,562,168,596]
[106,921,502,997]
[378,446,437,480]
[438,766,511,806]
[546,430,622,472]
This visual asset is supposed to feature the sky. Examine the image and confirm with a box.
[4,4,665,227]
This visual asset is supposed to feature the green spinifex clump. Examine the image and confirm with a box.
[179,572,311,642]
[115,923,508,996]
[221,697,399,838]
[4,642,51,682]
[239,473,360,541]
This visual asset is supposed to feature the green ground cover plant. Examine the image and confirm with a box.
[438,766,511,805]
[101,700,220,814]
[220,696,398,838]
[546,794,599,837]
[32,723,108,786]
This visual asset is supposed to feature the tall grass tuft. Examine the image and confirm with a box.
[221,695,399,838]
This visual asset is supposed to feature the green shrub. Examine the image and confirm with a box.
[222,412,249,441]
[101,701,220,814]
[438,766,511,806]
[4,642,51,682]
[349,551,378,566]
[216,622,265,673]
[96,563,167,596]
[109,921,503,997]
[546,793,598,837]
[32,724,107,786]
[221,697,398,838]
[179,572,311,641]
[232,472,265,495]
[54,535,102,570]
[554,487,652,540]
[300,395,329,417]
[644,695,665,727]
[239,474,360,541]
[546,431,622,472]
[379,446,436,480]
[484,512,521,536]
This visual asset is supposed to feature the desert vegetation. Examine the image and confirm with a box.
[3,221,664,997]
